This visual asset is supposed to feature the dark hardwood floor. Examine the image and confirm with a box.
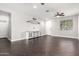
[0,38,11,56]
[0,35,79,56]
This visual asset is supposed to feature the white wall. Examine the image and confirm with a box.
[39,21,46,36]
[11,12,45,41]
[45,20,52,35]
[46,15,78,39]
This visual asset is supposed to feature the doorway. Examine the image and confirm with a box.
[0,10,11,40]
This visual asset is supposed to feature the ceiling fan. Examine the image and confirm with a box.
[55,12,65,17]
[27,17,40,24]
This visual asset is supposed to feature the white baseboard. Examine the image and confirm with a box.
[11,38,26,42]
[49,34,78,39]
[11,35,46,42]
[11,34,78,42]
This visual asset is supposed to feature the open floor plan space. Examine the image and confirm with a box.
[0,35,78,56]
[0,3,79,56]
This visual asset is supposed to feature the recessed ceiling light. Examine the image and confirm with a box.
[33,5,37,8]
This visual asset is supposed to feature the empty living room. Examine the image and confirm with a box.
[0,3,79,56]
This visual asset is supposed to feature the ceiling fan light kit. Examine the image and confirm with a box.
[55,12,65,17]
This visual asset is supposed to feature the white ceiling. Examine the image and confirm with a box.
[0,3,79,18]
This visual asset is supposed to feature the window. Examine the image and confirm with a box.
[60,20,73,30]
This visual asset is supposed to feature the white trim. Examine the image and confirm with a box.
[48,34,78,39]
[11,35,45,42]
[11,38,26,42]
[11,35,78,42]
